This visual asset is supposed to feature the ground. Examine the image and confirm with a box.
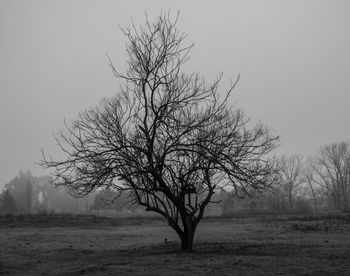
[0,214,349,275]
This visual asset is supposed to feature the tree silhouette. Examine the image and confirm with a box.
[41,13,278,251]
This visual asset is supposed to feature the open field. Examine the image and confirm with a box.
[0,214,350,275]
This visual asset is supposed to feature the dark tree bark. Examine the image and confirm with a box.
[41,12,278,251]
[179,214,196,251]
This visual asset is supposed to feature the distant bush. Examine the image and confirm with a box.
[289,221,323,232]
[266,212,350,222]
[0,213,165,228]
[220,209,278,219]
[263,212,350,233]
[293,198,312,214]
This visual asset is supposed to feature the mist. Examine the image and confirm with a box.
[1,0,350,188]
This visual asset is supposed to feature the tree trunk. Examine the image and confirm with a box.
[180,231,194,251]
[313,195,318,211]
[343,186,349,211]
[309,182,318,211]
[180,215,196,251]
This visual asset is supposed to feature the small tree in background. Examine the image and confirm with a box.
[303,158,323,211]
[90,188,132,213]
[41,13,278,251]
[276,155,304,210]
[0,189,17,215]
[311,142,350,211]
[4,170,35,214]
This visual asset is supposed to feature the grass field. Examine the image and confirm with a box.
[0,214,350,275]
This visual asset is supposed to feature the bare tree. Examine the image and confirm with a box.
[41,13,278,251]
[311,142,350,211]
[276,155,304,210]
[303,158,320,211]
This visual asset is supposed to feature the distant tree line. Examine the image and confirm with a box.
[1,141,349,216]
[0,170,94,215]
[0,171,135,215]
[221,141,350,215]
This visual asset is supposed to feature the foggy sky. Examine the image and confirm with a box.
[1,0,349,189]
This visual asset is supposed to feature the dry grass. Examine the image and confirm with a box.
[0,214,349,275]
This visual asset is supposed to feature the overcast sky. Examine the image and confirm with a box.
[1,0,349,188]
